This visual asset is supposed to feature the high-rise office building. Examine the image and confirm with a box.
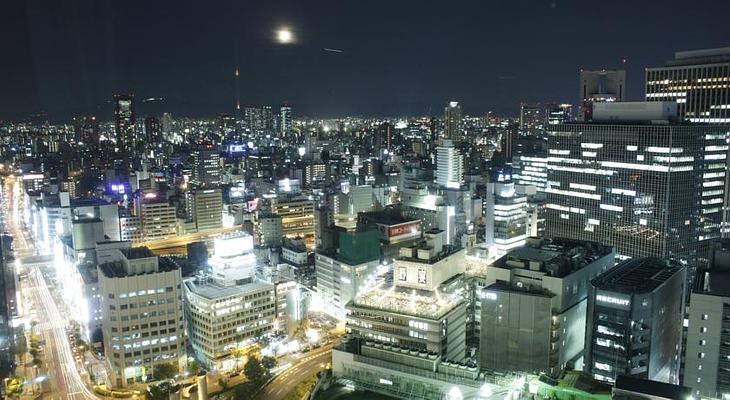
[279,102,292,137]
[188,189,223,232]
[191,148,221,187]
[255,212,283,248]
[645,47,730,237]
[544,102,726,268]
[443,101,463,140]
[184,233,275,370]
[73,115,99,145]
[113,94,136,156]
[244,105,275,135]
[584,257,685,385]
[579,69,625,119]
[134,192,177,242]
[270,195,315,240]
[519,103,547,136]
[480,237,615,375]
[436,139,464,189]
[144,116,160,143]
[484,182,528,255]
[99,248,186,387]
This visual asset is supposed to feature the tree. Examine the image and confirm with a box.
[14,335,27,363]
[148,381,179,400]
[232,382,256,400]
[218,378,229,391]
[187,359,202,376]
[243,356,267,386]
[153,362,178,381]
[261,356,277,371]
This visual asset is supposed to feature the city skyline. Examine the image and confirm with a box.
[2,0,730,121]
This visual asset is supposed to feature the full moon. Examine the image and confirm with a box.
[276,28,293,44]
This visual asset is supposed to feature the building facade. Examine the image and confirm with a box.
[584,257,686,384]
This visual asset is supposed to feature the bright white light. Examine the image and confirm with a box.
[480,384,493,398]
[306,328,319,344]
[277,28,293,44]
[446,386,463,400]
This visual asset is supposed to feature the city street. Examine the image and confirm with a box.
[4,176,98,399]
[256,346,332,400]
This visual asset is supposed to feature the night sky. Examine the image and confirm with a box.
[2,0,730,122]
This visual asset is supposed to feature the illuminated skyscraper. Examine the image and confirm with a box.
[519,103,547,136]
[436,139,463,189]
[443,101,463,140]
[191,148,221,187]
[279,102,292,137]
[544,102,725,270]
[113,94,135,156]
[645,47,730,238]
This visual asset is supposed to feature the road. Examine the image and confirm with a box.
[256,347,332,400]
[3,176,98,399]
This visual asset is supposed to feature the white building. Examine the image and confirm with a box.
[436,139,463,189]
[183,233,276,370]
[484,182,528,256]
[99,247,186,388]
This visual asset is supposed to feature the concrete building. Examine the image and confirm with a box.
[346,230,466,361]
[270,195,315,241]
[315,230,381,318]
[99,247,185,387]
[479,237,616,375]
[183,233,276,370]
[254,212,283,248]
[585,257,686,384]
[684,265,730,397]
[134,192,177,242]
[188,189,223,232]
[191,148,221,187]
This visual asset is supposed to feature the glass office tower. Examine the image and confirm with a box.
[544,102,726,269]
[646,47,730,238]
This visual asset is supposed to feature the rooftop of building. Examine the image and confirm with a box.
[70,198,111,207]
[664,47,730,67]
[485,280,553,298]
[613,375,692,400]
[184,277,273,300]
[72,217,103,224]
[122,247,156,260]
[99,254,178,278]
[351,285,463,320]
[536,371,611,398]
[591,257,684,294]
[695,269,730,298]
[398,244,462,265]
[494,237,613,278]
[358,206,417,226]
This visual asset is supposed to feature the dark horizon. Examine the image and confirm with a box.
[2,0,730,122]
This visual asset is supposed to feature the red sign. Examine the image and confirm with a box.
[388,221,422,238]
